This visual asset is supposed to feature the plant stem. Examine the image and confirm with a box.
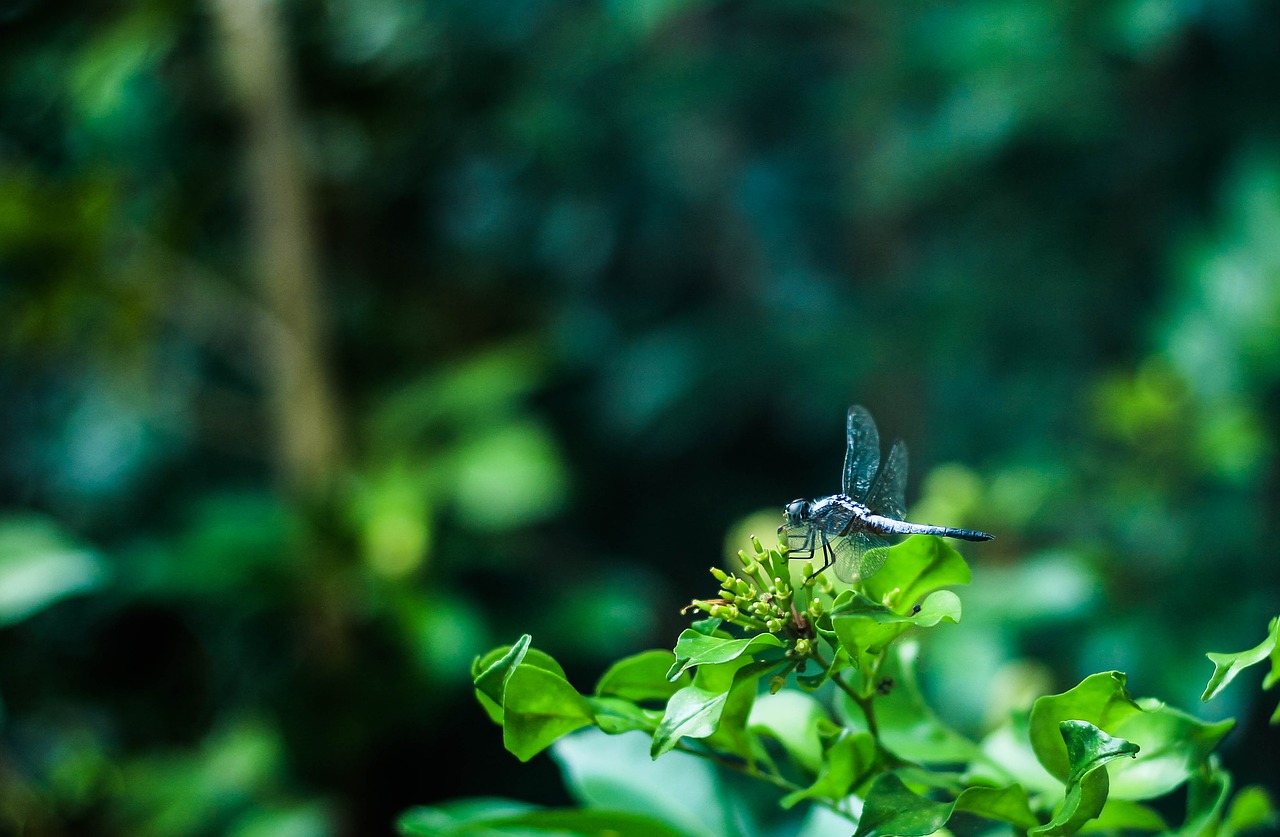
[671,741,851,820]
[849,690,880,739]
[809,647,880,738]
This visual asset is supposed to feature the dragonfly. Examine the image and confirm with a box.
[779,405,994,583]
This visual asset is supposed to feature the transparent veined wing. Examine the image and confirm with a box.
[778,519,811,553]
[832,530,892,583]
[843,406,881,501]
[864,439,908,521]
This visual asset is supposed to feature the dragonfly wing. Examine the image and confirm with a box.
[865,439,908,521]
[832,530,892,583]
[842,406,881,501]
[779,520,811,552]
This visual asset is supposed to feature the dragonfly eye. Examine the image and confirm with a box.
[784,499,809,521]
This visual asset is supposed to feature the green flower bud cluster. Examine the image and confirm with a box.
[687,535,823,639]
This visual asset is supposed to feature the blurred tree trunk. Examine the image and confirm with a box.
[207,0,345,498]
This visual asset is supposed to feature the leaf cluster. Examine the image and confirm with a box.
[409,536,1279,837]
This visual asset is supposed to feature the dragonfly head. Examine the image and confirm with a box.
[783,498,810,523]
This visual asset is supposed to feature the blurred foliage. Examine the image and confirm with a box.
[2,0,1280,834]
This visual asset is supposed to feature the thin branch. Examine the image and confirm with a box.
[207,0,346,498]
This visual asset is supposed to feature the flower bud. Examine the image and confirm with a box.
[710,604,739,620]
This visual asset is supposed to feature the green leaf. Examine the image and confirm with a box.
[1105,699,1233,801]
[702,658,775,761]
[1223,785,1278,836]
[651,653,777,759]
[475,687,504,726]
[652,684,730,759]
[586,696,662,736]
[397,800,695,836]
[667,630,785,680]
[554,727,738,837]
[862,535,971,612]
[1172,769,1277,837]
[0,516,108,626]
[596,650,688,702]
[953,784,1041,830]
[397,798,535,835]
[687,617,723,636]
[501,664,596,762]
[1029,721,1140,837]
[747,690,827,775]
[830,595,912,658]
[500,808,695,837]
[912,589,964,626]
[871,641,981,766]
[854,773,954,837]
[473,635,535,706]
[967,712,1061,797]
[830,591,961,665]
[1201,617,1280,703]
[1034,765,1110,837]
[781,729,877,809]
[1028,670,1231,801]
[1178,759,1231,837]
[853,774,1039,837]
[1029,672,1143,781]
[1081,799,1169,833]
[473,637,575,730]
[1061,721,1140,784]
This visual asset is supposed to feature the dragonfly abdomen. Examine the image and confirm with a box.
[866,514,994,541]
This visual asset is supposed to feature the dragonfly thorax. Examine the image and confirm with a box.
[814,494,872,518]
[784,495,874,530]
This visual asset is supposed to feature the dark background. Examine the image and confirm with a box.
[2,0,1279,834]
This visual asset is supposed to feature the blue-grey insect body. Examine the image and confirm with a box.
[779,406,994,582]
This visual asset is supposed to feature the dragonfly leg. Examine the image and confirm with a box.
[803,532,836,583]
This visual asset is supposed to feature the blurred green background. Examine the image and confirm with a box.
[3,0,1280,834]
